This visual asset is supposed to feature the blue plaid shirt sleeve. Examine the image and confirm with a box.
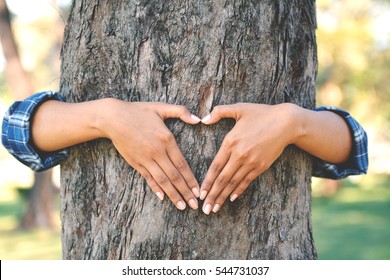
[312,106,368,179]
[1,91,69,172]
[2,93,369,178]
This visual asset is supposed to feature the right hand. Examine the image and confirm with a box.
[199,103,298,214]
[100,100,201,210]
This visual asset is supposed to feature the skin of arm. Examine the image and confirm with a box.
[31,98,201,211]
[31,100,353,215]
[199,103,353,215]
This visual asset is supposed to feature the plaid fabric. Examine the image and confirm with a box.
[1,91,69,172]
[312,106,368,179]
[2,93,368,178]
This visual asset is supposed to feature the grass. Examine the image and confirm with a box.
[312,177,390,260]
[0,175,389,260]
[0,186,62,259]
[0,228,61,259]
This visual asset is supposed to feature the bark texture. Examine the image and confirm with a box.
[60,0,317,259]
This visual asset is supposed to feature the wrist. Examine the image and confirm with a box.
[279,103,307,146]
[90,98,120,139]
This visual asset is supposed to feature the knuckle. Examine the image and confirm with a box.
[156,174,169,185]
[144,143,159,156]
[163,133,175,143]
[176,159,188,172]
[236,147,250,160]
[228,178,238,188]
[158,130,174,143]
[244,176,255,185]
[258,161,270,171]
[211,163,223,173]
[243,158,258,170]
[224,134,239,147]
[215,177,228,187]
[180,188,193,199]
[243,180,251,187]
[252,161,265,171]
[169,171,182,184]
[144,173,153,183]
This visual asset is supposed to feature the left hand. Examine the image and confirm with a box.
[199,103,299,214]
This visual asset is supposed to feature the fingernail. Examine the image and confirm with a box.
[200,190,208,200]
[230,194,238,202]
[203,204,212,215]
[156,192,164,201]
[212,204,220,213]
[189,198,198,209]
[191,114,201,122]
[192,187,200,198]
[177,201,186,210]
[201,114,211,123]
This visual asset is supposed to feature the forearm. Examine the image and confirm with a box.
[292,105,353,164]
[29,97,201,210]
[31,98,111,152]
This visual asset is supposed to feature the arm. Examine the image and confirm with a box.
[293,105,353,164]
[5,94,201,210]
[199,103,362,214]
[2,92,69,171]
[31,99,106,152]
[311,106,368,179]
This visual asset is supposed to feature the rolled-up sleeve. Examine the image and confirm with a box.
[1,91,69,172]
[312,106,368,179]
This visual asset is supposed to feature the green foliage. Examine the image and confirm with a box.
[316,0,390,122]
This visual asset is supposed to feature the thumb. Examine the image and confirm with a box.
[158,104,201,125]
[201,104,241,125]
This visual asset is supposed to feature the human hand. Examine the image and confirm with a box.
[100,100,201,210]
[199,103,299,214]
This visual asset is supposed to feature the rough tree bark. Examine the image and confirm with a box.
[60,0,317,259]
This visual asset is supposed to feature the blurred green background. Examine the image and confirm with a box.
[0,0,389,260]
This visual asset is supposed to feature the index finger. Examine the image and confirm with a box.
[155,103,201,125]
[201,104,243,125]
[166,138,200,198]
[200,143,231,200]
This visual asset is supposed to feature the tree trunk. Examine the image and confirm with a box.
[0,0,57,229]
[60,0,317,259]
[20,170,57,229]
[0,0,32,100]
